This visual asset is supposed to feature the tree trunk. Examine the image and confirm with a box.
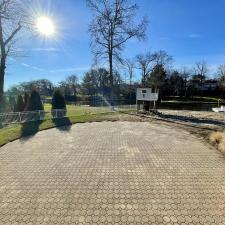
[0,70,4,98]
[129,76,132,105]
[109,52,114,105]
[0,16,5,99]
[0,57,6,98]
[200,78,203,101]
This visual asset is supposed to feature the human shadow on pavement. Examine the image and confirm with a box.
[52,117,72,132]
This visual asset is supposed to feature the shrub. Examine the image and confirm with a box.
[26,90,44,111]
[14,95,25,112]
[209,132,224,144]
[0,96,10,113]
[209,131,225,155]
[24,92,29,110]
[51,90,67,117]
[8,96,16,111]
[218,138,225,154]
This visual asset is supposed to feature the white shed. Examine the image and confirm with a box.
[136,88,159,111]
[136,88,158,101]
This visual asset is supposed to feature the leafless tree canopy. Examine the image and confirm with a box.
[66,75,78,96]
[87,0,148,89]
[136,50,172,86]
[123,58,135,84]
[217,64,225,78]
[195,60,208,77]
[136,52,154,85]
[152,50,173,67]
[0,0,27,97]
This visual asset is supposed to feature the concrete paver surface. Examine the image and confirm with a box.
[0,121,225,225]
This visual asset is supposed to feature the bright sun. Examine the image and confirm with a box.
[36,16,55,37]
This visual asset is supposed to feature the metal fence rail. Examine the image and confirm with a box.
[0,109,67,125]
[0,101,136,127]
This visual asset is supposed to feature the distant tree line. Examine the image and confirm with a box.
[2,53,225,113]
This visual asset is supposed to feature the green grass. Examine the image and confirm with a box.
[44,104,112,118]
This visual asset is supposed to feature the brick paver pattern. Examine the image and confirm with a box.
[0,121,225,225]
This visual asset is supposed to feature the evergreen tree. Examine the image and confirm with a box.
[0,96,10,113]
[149,64,167,89]
[26,90,43,111]
[9,96,16,111]
[24,93,29,110]
[52,90,66,110]
[14,95,25,112]
[51,90,66,117]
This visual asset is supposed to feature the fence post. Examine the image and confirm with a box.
[55,110,58,119]
[18,112,21,123]
[38,110,41,120]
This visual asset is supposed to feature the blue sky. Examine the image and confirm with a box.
[5,0,225,89]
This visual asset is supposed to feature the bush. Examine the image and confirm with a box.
[218,138,225,154]
[51,90,67,117]
[14,95,25,112]
[24,92,29,110]
[26,90,44,111]
[209,131,225,155]
[0,96,10,113]
[209,132,224,144]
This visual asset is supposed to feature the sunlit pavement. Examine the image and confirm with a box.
[0,121,225,225]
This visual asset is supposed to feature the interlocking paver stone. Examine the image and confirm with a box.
[0,121,225,224]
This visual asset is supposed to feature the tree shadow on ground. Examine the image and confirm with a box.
[52,117,72,132]
[20,120,43,141]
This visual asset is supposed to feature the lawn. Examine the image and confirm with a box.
[44,103,112,118]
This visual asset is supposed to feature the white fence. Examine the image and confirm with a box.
[0,103,136,126]
[0,109,67,125]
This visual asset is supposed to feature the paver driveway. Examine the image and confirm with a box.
[0,121,225,225]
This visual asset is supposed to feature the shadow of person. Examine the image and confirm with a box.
[52,117,72,132]
[20,120,43,141]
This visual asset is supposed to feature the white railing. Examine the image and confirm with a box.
[0,103,136,126]
[0,109,67,125]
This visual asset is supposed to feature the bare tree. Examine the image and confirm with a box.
[123,58,135,85]
[136,52,154,86]
[123,58,135,104]
[180,67,191,98]
[194,60,208,99]
[66,75,78,96]
[152,50,173,67]
[87,0,148,97]
[195,61,208,77]
[217,65,225,93]
[0,0,26,98]
[217,64,225,78]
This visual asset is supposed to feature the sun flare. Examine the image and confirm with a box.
[36,16,55,37]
